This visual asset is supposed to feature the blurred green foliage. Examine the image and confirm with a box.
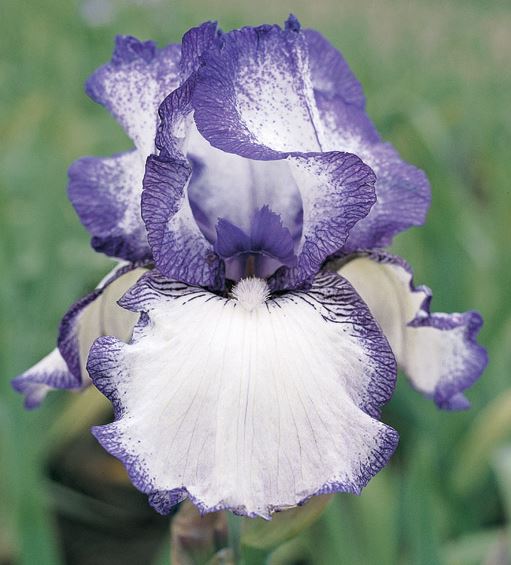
[1,0,510,563]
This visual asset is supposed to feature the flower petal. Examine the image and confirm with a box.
[193,19,430,250]
[12,264,146,408]
[338,253,487,409]
[149,83,376,288]
[58,263,146,386]
[90,271,397,518]
[11,349,77,409]
[68,151,150,261]
[179,21,221,78]
[86,35,180,155]
[316,97,431,251]
[142,154,224,288]
[272,152,376,289]
[192,20,325,159]
[303,28,365,110]
[71,36,180,261]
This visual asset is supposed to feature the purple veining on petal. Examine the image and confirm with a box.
[341,142,431,252]
[179,21,221,79]
[89,270,397,517]
[146,18,378,289]
[309,87,430,251]
[342,251,488,410]
[270,152,376,290]
[142,155,223,289]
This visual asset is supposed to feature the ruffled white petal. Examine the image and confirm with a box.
[90,272,397,517]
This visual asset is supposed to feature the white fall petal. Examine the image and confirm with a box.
[90,272,397,518]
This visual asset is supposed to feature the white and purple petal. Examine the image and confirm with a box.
[11,349,77,410]
[68,151,149,261]
[338,253,488,409]
[192,20,325,159]
[89,271,397,518]
[303,28,365,110]
[86,35,181,155]
[179,21,221,79]
[70,36,180,261]
[146,94,376,288]
[274,152,375,288]
[316,98,431,251]
[12,264,146,408]
[58,263,146,385]
[191,18,429,250]
[304,28,431,250]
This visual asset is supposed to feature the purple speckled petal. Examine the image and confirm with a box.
[11,349,78,410]
[68,151,150,261]
[146,83,303,287]
[309,84,430,250]
[86,35,181,155]
[89,270,397,518]
[192,20,326,159]
[71,36,180,260]
[338,252,488,409]
[271,152,376,289]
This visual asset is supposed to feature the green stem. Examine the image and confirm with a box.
[227,513,243,563]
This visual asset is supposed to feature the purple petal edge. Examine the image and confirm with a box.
[11,349,80,410]
[58,262,143,383]
[367,251,488,410]
[88,270,398,517]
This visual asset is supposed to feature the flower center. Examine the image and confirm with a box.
[231,277,270,311]
[214,205,297,281]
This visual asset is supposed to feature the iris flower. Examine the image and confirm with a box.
[13,17,487,518]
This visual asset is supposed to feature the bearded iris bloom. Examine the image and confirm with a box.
[13,17,487,517]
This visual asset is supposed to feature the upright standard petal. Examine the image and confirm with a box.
[192,18,430,250]
[338,253,488,409]
[146,85,376,288]
[69,36,181,261]
[303,28,365,110]
[86,35,181,156]
[12,264,146,408]
[192,20,325,159]
[90,271,397,518]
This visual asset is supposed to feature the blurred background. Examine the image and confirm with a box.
[1,0,510,563]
